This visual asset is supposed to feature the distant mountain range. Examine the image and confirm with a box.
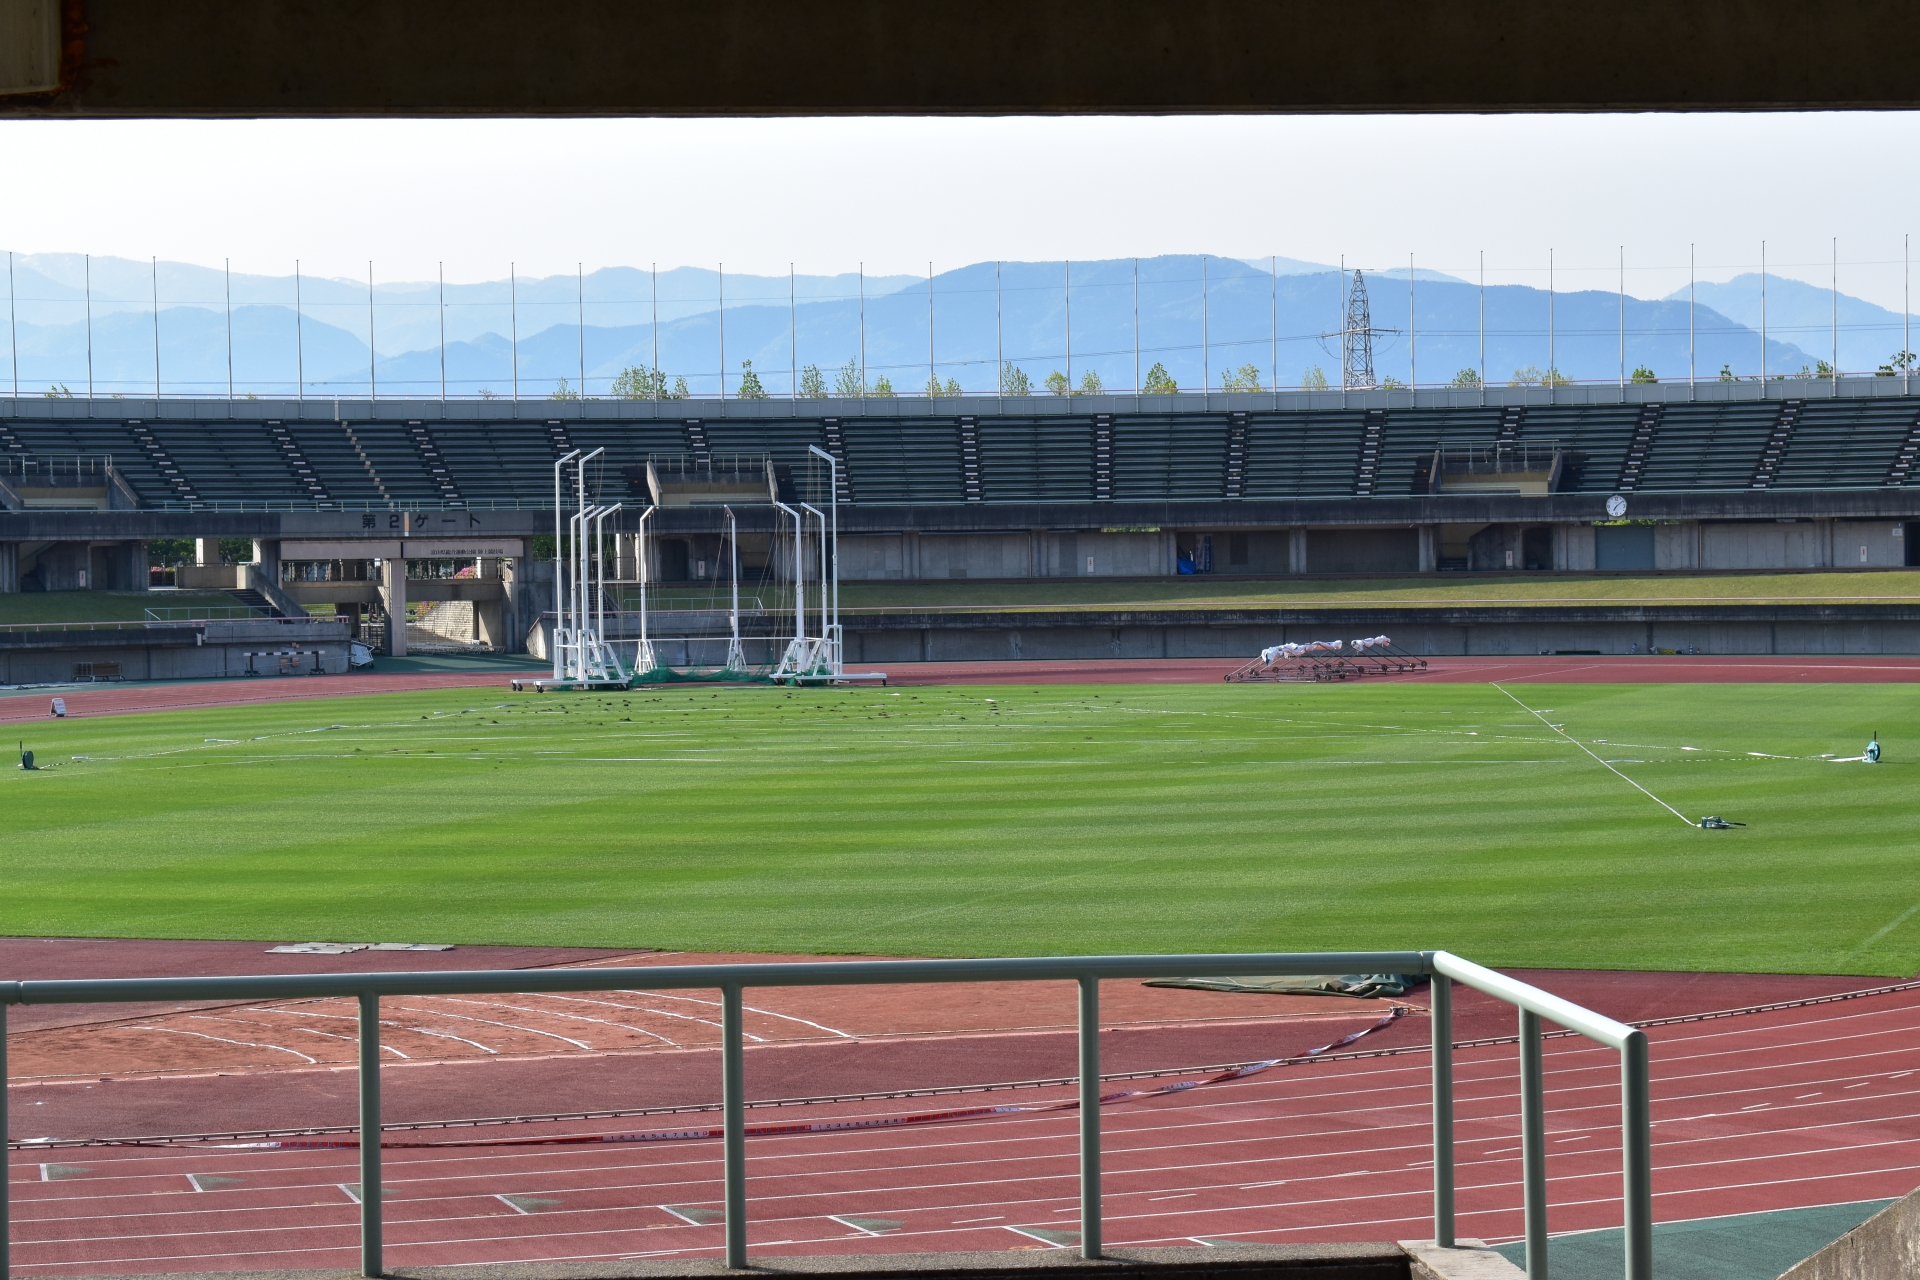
[2,252,1913,399]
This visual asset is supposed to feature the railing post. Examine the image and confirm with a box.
[1519,1009,1548,1279]
[1078,975,1102,1260]
[3,1001,10,1280]
[357,992,382,1279]
[1621,1031,1653,1280]
[721,984,747,1270]
[1431,974,1455,1248]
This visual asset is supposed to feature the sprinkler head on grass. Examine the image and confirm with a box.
[1698,816,1745,829]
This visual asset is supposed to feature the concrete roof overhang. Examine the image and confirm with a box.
[4,1,1918,117]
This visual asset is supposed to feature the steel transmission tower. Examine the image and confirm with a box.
[1341,269,1377,389]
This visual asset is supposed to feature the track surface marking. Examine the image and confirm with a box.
[10,986,1920,1272]
[8,653,1920,728]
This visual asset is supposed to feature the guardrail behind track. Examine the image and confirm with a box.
[0,951,1651,1280]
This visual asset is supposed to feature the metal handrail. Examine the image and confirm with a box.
[1429,952,1651,1280]
[141,605,272,621]
[0,950,1651,1280]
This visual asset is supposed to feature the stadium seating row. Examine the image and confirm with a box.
[4,398,1917,509]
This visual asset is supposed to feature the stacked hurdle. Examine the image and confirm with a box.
[1344,634,1429,676]
[1223,635,1428,683]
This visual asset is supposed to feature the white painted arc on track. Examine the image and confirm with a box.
[1492,682,1698,825]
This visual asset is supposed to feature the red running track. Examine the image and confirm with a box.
[885,655,1920,686]
[5,654,1918,728]
[0,670,543,724]
[11,985,1920,1272]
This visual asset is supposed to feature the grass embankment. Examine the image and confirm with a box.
[0,591,251,624]
[833,570,1920,612]
[4,682,1914,975]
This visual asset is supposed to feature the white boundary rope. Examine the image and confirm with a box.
[1493,683,1696,826]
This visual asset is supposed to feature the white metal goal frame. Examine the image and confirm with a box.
[542,448,629,689]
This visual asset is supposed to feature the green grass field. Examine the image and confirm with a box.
[2,681,1914,976]
[0,591,253,624]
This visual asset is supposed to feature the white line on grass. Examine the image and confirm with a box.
[1492,684,1696,826]
[1846,902,1920,961]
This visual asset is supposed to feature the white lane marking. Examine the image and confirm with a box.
[1493,684,1695,825]
[390,1025,499,1055]
[392,1005,590,1051]
[610,990,856,1040]
[658,1205,720,1226]
[1848,900,1920,959]
[285,1026,409,1058]
[430,997,685,1046]
[125,1026,317,1063]
[254,1007,501,1055]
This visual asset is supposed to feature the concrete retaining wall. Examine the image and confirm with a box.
[839,605,1920,663]
[1779,1185,1920,1279]
[0,618,351,684]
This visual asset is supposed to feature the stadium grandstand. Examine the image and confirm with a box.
[4,381,1920,671]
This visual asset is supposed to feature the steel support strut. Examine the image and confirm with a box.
[721,985,747,1268]
[358,992,383,1278]
[1519,1008,1547,1279]
[1622,1031,1654,1280]
[1430,974,1455,1247]
[1078,975,1102,1259]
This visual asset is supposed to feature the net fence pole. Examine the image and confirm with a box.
[722,984,748,1268]
[1547,248,1554,403]
[1078,975,1103,1259]
[1520,1008,1547,1279]
[1430,974,1455,1247]
[358,992,383,1278]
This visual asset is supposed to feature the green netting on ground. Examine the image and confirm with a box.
[1494,1200,1893,1280]
[629,666,772,687]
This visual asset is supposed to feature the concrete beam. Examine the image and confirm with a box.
[379,558,407,657]
[7,1,1920,116]
[287,579,504,605]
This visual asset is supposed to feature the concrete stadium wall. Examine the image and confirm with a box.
[0,618,351,683]
[841,607,1920,662]
[1307,529,1420,574]
[839,531,1173,580]
[1683,520,1907,570]
[830,522,1914,581]
[1777,1185,1920,1280]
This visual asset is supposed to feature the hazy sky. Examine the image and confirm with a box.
[3,113,1917,307]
